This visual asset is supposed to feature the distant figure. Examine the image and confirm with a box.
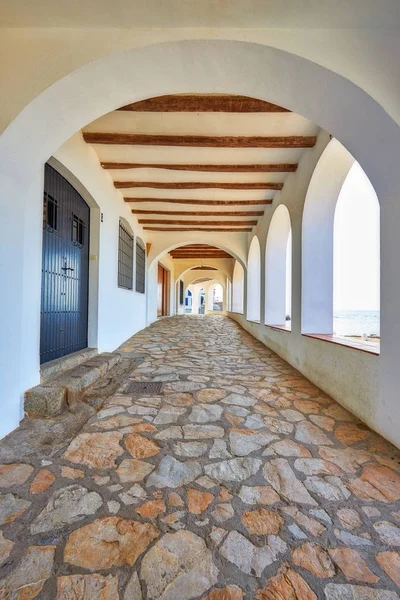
[362,333,368,341]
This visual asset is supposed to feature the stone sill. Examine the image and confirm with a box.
[302,333,380,356]
[267,324,292,333]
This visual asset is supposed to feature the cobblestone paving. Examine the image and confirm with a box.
[1,315,400,599]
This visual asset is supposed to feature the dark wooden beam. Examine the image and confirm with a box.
[83,132,316,148]
[118,95,290,113]
[125,197,272,206]
[170,250,231,254]
[138,219,258,226]
[143,227,253,232]
[172,254,231,259]
[190,267,218,270]
[115,181,282,190]
[101,162,298,172]
[132,210,263,217]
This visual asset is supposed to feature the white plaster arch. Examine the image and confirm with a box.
[265,205,292,326]
[178,265,232,282]
[232,261,245,314]
[302,139,355,334]
[148,238,246,272]
[247,236,261,322]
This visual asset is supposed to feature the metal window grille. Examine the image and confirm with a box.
[179,280,184,304]
[72,213,85,246]
[118,222,134,290]
[136,241,146,293]
[43,192,58,231]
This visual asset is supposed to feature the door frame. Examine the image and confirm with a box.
[157,262,170,317]
[47,157,100,351]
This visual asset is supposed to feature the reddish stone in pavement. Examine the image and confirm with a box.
[64,432,124,470]
[57,574,119,599]
[376,551,400,587]
[242,508,284,535]
[64,516,159,570]
[124,432,160,459]
[255,563,317,600]
[136,499,166,519]
[29,469,55,494]
[187,489,214,514]
[347,464,400,502]
[0,463,34,487]
[202,585,243,599]
[292,542,335,578]
[329,548,379,583]
[334,423,370,446]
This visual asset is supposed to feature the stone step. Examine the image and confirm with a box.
[24,352,122,418]
[40,348,98,383]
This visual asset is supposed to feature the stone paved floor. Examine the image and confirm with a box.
[1,315,400,599]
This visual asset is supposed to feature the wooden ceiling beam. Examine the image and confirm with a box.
[101,162,298,172]
[125,198,272,206]
[117,95,290,113]
[143,227,253,232]
[115,181,282,190]
[138,219,258,226]
[170,250,231,254]
[83,132,316,148]
[132,210,263,216]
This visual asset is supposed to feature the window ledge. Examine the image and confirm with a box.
[267,324,291,333]
[302,333,380,356]
[247,319,261,324]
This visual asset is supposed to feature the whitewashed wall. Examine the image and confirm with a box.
[229,131,381,444]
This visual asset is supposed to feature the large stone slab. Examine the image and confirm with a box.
[30,485,103,534]
[229,429,276,456]
[57,574,119,599]
[64,516,159,570]
[0,545,55,599]
[0,463,34,487]
[147,456,202,488]
[189,404,223,423]
[324,584,399,599]
[0,492,31,525]
[205,458,262,483]
[263,459,317,505]
[219,531,286,577]
[141,530,219,600]
[64,432,124,469]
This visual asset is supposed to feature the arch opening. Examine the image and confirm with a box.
[265,205,292,329]
[246,236,261,322]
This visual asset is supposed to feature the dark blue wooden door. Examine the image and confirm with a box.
[40,164,90,364]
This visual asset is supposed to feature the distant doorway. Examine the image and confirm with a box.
[157,264,170,317]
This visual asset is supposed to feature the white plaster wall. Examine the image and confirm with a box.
[229,130,381,443]
[53,134,148,352]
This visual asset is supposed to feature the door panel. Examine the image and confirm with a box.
[40,164,90,364]
[157,264,169,317]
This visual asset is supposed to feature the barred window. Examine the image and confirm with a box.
[136,239,146,294]
[118,221,134,290]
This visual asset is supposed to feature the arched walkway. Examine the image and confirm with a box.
[1,314,399,599]
[1,38,400,452]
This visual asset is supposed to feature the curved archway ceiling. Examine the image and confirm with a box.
[82,93,319,251]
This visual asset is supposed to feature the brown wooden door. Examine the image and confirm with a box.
[157,264,169,317]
